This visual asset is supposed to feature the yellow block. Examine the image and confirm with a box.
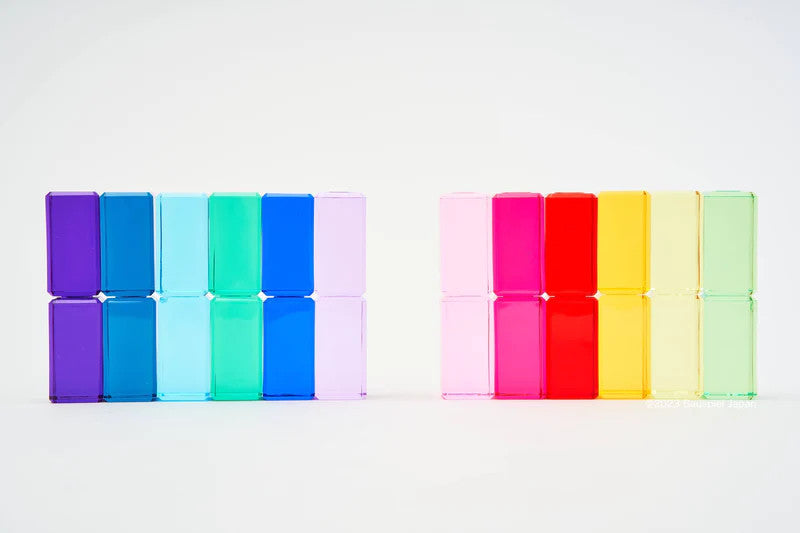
[650,191,700,292]
[598,191,650,294]
[598,295,650,398]
[650,295,701,398]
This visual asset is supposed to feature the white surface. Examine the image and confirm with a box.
[1,1,798,531]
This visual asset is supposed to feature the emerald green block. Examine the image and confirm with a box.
[702,191,756,295]
[209,193,261,296]
[703,297,756,399]
[211,297,263,400]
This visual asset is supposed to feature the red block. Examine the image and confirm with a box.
[544,193,597,296]
[545,296,598,399]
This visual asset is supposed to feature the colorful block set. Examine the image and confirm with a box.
[440,191,757,400]
[46,192,366,403]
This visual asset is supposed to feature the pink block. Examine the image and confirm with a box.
[440,193,490,296]
[314,193,366,297]
[441,297,492,398]
[494,297,545,399]
[315,297,366,400]
[492,193,544,296]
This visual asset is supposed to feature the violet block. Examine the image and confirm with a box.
[46,192,101,297]
[49,298,103,403]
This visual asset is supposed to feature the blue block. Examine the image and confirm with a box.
[263,297,315,400]
[100,193,155,296]
[157,296,210,401]
[156,194,208,295]
[262,194,314,296]
[103,298,157,402]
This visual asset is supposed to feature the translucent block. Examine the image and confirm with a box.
[703,297,757,399]
[598,295,650,399]
[46,192,100,297]
[157,296,210,401]
[100,193,155,296]
[209,193,262,296]
[492,193,543,296]
[211,297,263,400]
[494,296,544,399]
[439,193,490,296]
[314,193,366,297]
[544,193,597,296]
[702,192,757,295]
[441,296,492,398]
[650,295,701,399]
[315,297,366,400]
[597,191,650,294]
[103,298,157,402]
[650,192,700,293]
[49,298,103,403]
[263,297,315,400]
[262,194,314,296]
[545,296,598,399]
[156,193,208,296]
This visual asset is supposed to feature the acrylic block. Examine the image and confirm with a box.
[544,193,597,296]
[649,295,701,399]
[100,193,155,296]
[440,193,490,296]
[315,297,366,400]
[545,296,598,399]
[156,193,208,296]
[494,296,544,399]
[103,298,157,402]
[492,193,543,296]
[263,297,315,400]
[46,192,101,297]
[703,192,757,295]
[314,193,366,297]
[209,193,262,296]
[650,192,700,293]
[157,296,210,401]
[262,194,314,296]
[441,296,492,398]
[49,298,103,403]
[598,295,650,399]
[597,191,650,294]
[211,297,263,400]
[703,297,757,399]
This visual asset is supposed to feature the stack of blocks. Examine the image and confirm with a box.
[47,191,366,403]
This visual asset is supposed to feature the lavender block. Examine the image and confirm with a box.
[49,298,103,403]
[46,192,101,297]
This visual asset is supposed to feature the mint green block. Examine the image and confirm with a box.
[702,191,756,295]
[211,297,263,400]
[209,193,261,296]
[703,297,756,399]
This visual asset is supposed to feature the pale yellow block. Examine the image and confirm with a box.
[650,294,701,398]
[598,295,650,398]
[597,191,650,294]
[650,191,700,292]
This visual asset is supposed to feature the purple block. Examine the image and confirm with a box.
[49,298,103,403]
[46,192,101,297]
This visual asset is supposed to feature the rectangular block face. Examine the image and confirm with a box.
[46,192,101,297]
[703,297,757,399]
[545,297,598,399]
[703,192,757,295]
[598,295,650,399]
[49,299,103,403]
[100,193,155,296]
[314,193,366,297]
[494,297,544,399]
[441,297,492,398]
[650,295,701,399]
[597,191,650,294]
[211,297,263,400]
[103,298,157,402]
[315,297,366,399]
[544,193,597,296]
[262,194,314,296]
[650,192,700,292]
[492,193,543,296]
[208,193,262,296]
[440,194,490,296]
[156,194,208,296]
[157,297,210,401]
[263,297,315,399]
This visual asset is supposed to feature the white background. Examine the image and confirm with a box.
[1,1,798,531]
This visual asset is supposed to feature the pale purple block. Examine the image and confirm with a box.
[314,193,366,297]
[315,297,366,400]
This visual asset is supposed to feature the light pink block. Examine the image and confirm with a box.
[315,297,366,400]
[440,193,490,296]
[441,297,492,398]
[314,192,366,297]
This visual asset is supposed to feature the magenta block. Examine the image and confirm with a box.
[494,296,545,399]
[492,193,544,296]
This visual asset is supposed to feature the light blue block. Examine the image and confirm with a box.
[156,193,208,296]
[157,296,211,401]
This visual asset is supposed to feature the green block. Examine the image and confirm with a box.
[702,191,756,295]
[209,193,261,296]
[702,297,756,399]
[211,297,263,400]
